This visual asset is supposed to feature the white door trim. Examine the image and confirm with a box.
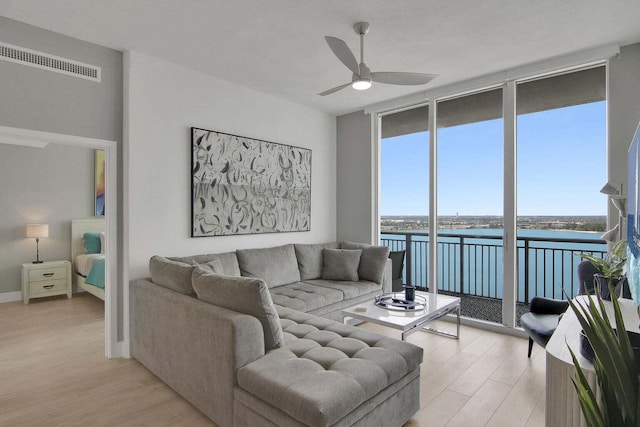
[0,125,123,358]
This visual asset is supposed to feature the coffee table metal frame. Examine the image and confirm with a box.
[342,291,461,341]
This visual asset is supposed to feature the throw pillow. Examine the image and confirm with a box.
[83,232,101,254]
[191,268,284,350]
[321,248,362,281]
[341,241,390,284]
[197,258,225,274]
[170,252,241,277]
[236,244,301,288]
[294,242,340,280]
[99,232,106,254]
[149,255,197,297]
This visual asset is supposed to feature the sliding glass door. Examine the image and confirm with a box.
[436,88,504,322]
[378,64,607,328]
[380,106,429,288]
[515,66,607,323]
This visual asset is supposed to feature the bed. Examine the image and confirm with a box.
[71,218,106,301]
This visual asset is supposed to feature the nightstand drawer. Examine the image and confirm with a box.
[28,267,67,282]
[29,278,68,295]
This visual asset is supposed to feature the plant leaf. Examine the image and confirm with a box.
[567,290,638,426]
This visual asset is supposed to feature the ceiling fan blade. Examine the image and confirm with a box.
[371,72,438,85]
[325,36,360,75]
[318,82,352,96]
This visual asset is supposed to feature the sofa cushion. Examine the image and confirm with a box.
[149,256,197,297]
[170,251,241,277]
[237,244,301,288]
[321,248,361,282]
[237,306,423,427]
[270,282,344,313]
[191,268,284,350]
[294,242,340,280]
[304,279,382,300]
[341,241,390,284]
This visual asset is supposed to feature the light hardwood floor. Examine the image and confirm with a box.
[0,294,546,427]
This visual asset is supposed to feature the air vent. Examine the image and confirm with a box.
[0,41,101,82]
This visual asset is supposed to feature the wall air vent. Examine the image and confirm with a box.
[0,41,101,82]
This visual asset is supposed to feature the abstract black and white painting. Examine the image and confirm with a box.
[191,127,311,237]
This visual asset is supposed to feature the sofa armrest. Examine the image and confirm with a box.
[382,258,392,293]
[130,278,265,427]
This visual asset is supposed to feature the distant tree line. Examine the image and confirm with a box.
[381,218,607,232]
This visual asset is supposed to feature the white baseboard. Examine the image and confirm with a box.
[0,291,22,303]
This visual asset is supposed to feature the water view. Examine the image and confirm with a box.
[382,218,605,299]
[381,219,607,324]
[380,78,607,324]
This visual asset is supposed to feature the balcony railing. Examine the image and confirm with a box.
[381,231,607,304]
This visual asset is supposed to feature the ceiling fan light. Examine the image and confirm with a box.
[352,79,372,90]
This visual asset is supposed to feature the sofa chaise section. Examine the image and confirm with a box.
[234,306,422,427]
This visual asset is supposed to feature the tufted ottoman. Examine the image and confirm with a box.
[234,306,423,427]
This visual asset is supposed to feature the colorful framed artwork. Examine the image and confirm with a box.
[191,127,312,237]
[95,149,105,216]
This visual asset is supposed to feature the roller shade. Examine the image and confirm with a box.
[381,66,605,139]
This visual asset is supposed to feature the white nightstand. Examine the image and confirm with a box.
[21,260,72,304]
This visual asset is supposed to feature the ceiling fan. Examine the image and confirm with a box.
[319,22,438,96]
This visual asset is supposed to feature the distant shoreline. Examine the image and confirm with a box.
[381,215,606,233]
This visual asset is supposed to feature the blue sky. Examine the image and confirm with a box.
[381,101,606,216]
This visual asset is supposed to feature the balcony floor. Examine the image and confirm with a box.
[437,290,530,325]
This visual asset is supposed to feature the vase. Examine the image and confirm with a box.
[593,274,628,300]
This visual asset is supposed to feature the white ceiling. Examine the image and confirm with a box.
[1,0,639,116]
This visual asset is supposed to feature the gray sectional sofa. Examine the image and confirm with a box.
[130,242,423,427]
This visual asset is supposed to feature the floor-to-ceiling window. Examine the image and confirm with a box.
[378,63,607,329]
[515,66,607,323]
[437,88,504,322]
[380,106,429,288]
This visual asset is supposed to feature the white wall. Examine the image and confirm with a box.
[0,143,94,297]
[609,43,640,235]
[126,51,336,280]
[336,110,374,244]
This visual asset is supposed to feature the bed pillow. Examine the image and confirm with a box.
[341,241,390,284]
[192,268,283,350]
[321,248,362,281]
[149,256,197,297]
[84,232,101,254]
[99,232,106,254]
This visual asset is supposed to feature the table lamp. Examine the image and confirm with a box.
[26,223,49,264]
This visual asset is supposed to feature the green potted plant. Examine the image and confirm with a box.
[579,239,628,300]
[568,288,640,426]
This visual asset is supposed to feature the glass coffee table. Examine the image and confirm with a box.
[342,291,461,341]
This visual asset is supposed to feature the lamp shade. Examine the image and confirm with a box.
[26,224,49,238]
